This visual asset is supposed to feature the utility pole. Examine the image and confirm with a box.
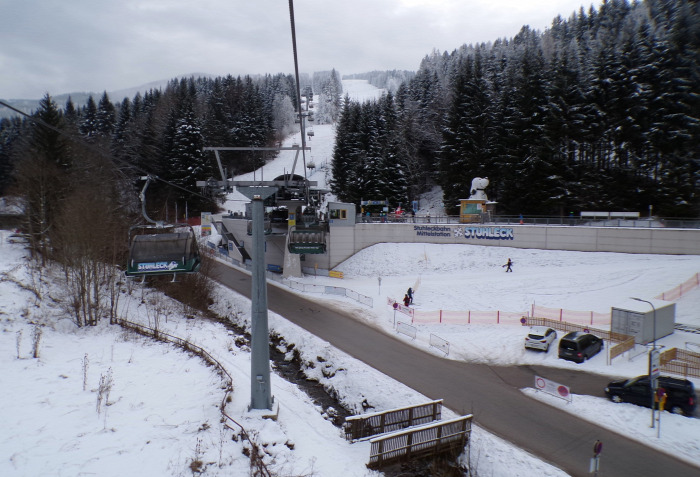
[631,297,658,428]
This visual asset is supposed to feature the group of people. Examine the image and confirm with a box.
[403,287,413,306]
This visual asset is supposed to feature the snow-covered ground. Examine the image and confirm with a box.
[2,81,699,476]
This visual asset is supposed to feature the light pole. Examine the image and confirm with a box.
[631,297,657,428]
[630,297,657,350]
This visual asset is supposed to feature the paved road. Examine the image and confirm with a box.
[211,261,699,476]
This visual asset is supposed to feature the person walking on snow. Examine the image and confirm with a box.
[503,258,513,272]
[403,294,411,307]
[407,287,413,304]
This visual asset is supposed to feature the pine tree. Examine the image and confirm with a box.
[95,91,116,137]
[79,96,98,139]
[13,94,71,262]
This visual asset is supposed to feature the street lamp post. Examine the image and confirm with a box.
[631,297,657,428]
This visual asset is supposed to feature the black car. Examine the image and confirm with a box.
[605,375,697,416]
[558,331,604,363]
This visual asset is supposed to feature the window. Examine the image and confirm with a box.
[330,209,347,220]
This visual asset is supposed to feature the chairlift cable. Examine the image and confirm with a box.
[288,0,310,206]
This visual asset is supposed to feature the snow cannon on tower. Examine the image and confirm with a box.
[459,177,497,223]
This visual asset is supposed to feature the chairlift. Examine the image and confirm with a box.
[287,207,327,254]
[307,128,314,137]
[125,176,202,280]
[126,224,201,278]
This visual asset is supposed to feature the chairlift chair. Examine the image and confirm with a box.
[287,207,327,254]
[126,176,202,280]
[126,224,202,279]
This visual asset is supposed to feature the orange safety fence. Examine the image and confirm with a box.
[387,272,699,328]
[531,304,609,326]
[411,309,524,325]
[655,273,700,301]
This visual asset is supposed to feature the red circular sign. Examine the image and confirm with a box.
[520,317,527,324]
[593,440,603,456]
[557,385,570,397]
[535,377,546,389]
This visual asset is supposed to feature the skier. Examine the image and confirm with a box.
[403,294,411,307]
[503,258,513,272]
[407,287,413,304]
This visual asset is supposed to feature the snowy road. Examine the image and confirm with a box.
[210,259,700,477]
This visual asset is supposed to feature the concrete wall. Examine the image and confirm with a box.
[220,217,700,271]
[349,224,700,268]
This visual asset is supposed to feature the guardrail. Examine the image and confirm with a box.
[209,249,374,308]
[344,400,443,442]
[368,415,473,469]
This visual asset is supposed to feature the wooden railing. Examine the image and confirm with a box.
[368,415,472,469]
[609,336,636,361]
[659,348,700,379]
[525,316,632,342]
[344,400,442,441]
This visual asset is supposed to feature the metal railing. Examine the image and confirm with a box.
[210,248,374,308]
[357,214,700,229]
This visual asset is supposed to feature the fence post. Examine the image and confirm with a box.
[559,309,563,322]
[497,310,500,324]
[468,310,471,324]
[439,310,442,323]
[591,311,594,326]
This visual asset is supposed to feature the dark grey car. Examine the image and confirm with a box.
[558,331,603,363]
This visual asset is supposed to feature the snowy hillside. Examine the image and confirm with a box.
[223,79,445,217]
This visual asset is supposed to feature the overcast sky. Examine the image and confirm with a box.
[1,0,594,100]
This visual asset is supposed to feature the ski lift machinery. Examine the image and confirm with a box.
[125,176,201,279]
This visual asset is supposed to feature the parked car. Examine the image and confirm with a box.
[558,331,603,363]
[605,375,697,416]
[524,326,557,352]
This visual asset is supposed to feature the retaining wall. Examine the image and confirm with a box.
[219,218,700,271]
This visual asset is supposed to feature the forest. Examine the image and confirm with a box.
[330,0,699,217]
